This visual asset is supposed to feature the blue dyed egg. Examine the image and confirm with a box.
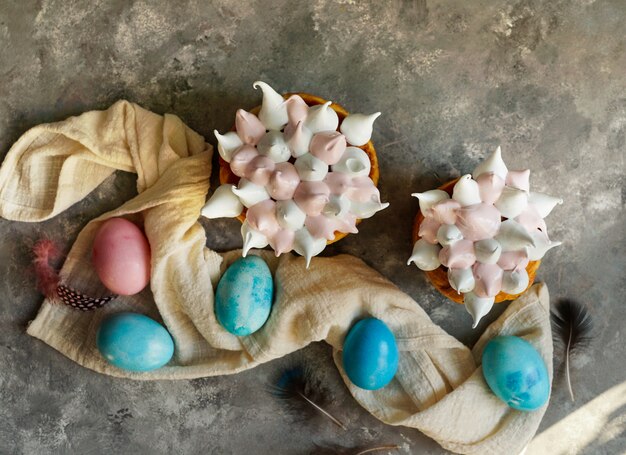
[342,318,399,390]
[96,312,174,372]
[482,335,550,411]
[215,255,274,336]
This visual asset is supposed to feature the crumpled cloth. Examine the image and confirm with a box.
[0,101,553,455]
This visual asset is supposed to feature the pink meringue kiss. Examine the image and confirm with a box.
[346,176,381,203]
[497,250,530,272]
[431,199,461,225]
[268,228,295,257]
[515,204,547,233]
[418,217,441,244]
[245,155,275,186]
[305,215,338,240]
[475,172,505,204]
[285,121,311,157]
[267,162,300,200]
[472,262,504,298]
[309,131,347,165]
[455,203,501,241]
[285,95,309,126]
[293,181,331,216]
[305,213,359,241]
[324,172,353,195]
[506,169,530,192]
[336,212,359,234]
[245,199,280,237]
[235,109,266,145]
[230,145,259,178]
[439,239,476,269]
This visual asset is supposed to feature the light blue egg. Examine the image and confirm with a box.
[342,318,399,390]
[96,312,174,372]
[482,335,550,411]
[215,255,274,336]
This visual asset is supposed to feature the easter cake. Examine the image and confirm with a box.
[202,82,388,266]
[408,147,562,327]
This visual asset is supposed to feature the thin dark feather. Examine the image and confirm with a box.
[551,299,594,401]
[267,366,347,430]
[312,442,400,455]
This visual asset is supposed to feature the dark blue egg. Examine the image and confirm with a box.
[482,335,550,411]
[215,255,274,336]
[342,318,399,390]
[96,312,174,372]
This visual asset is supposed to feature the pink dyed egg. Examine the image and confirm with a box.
[92,218,151,295]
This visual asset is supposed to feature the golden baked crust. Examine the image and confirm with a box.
[218,92,380,245]
[411,178,539,304]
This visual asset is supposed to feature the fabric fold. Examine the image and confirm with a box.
[0,102,552,455]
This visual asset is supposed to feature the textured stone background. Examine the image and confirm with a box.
[0,0,624,454]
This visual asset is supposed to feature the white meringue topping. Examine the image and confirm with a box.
[350,199,390,219]
[303,101,339,134]
[331,147,371,177]
[407,239,441,271]
[452,174,482,207]
[448,267,476,294]
[473,238,502,264]
[285,121,313,158]
[293,228,327,268]
[501,268,530,294]
[436,224,463,246]
[472,146,508,180]
[202,184,243,219]
[526,230,562,261]
[276,199,306,231]
[494,186,528,219]
[495,219,536,252]
[412,189,450,216]
[232,179,270,208]
[323,194,351,219]
[253,81,288,130]
[241,220,269,257]
[294,153,329,182]
[339,112,381,146]
[464,292,495,328]
[214,130,242,163]
[257,130,291,163]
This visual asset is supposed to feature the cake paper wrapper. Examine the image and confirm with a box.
[0,101,553,455]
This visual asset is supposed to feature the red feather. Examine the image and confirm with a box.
[32,238,61,298]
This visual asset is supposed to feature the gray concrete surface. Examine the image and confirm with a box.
[0,0,624,454]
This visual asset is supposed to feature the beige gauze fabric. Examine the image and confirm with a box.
[0,101,553,455]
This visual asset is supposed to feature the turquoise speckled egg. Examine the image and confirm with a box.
[215,255,274,336]
[96,312,174,372]
[482,335,550,411]
[342,318,399,390]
